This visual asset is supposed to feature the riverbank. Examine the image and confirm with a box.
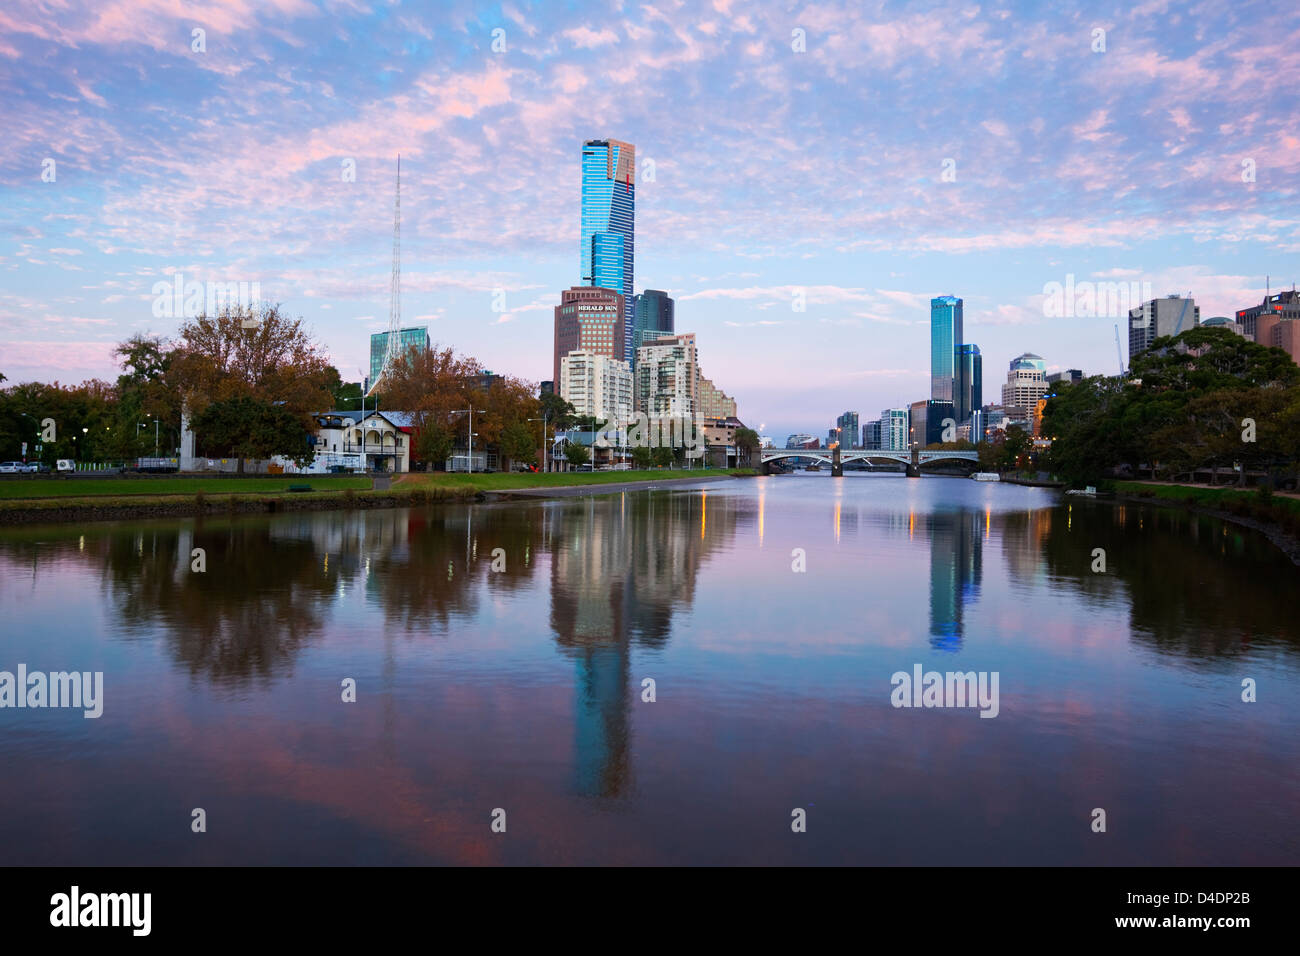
[0,469,752,525]
[1113,480,1300,566]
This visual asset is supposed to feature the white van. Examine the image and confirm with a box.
[56,459,76,473]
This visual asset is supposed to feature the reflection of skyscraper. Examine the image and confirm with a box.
[927,508,983,651]
[549,490,738,796]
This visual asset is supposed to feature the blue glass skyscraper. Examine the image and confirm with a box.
[930,296,963,403]
[955,343,982,424]
[581,139,635,363]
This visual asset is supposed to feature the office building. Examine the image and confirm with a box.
[862,420,881,450]
[1002,353,1049,413]
[931,296,963,403]
[954,344,982,425]
[1046,369,1083,386]
[559,351,633,424]
[581,139,636,362]
[632,290,674,364]
[369,326,429,384]
[1128,294,1200,359]
[1235,289,1300,341]
[836,411,860,449]
[786,434,817,449]
[553,285,626,386]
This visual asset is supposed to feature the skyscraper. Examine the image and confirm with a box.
[632,290,674,361]
[581,139,635,363]
[955,344,982,425]
[931,296,963,403]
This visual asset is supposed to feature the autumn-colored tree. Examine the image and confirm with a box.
[168,304,333,419]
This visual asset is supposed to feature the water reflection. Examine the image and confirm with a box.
[1,479,1297,865]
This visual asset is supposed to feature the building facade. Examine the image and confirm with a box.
[1235,289,1300,341]
[881,408,908,451]
[836,411,860,449]
[862,420,881,450]
[369,326,429,384]
[698,373,737,420]
[1128,295,1200,359]
[954,344,982,425]
[635,333,698,418]
[559,351,633,424]
[553,285,626,387]
[581,139,636,363]
[931,296,963,403]
[1001,353,1049,413]
[632,290,675,365]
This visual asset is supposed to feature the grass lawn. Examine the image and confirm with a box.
[395,468,748,491]
[0,475,371,500]
[1115,481,1300,514]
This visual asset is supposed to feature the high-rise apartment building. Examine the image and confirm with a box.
[369,326,429,384]
[862,420,881,450]
[581,139,636,363]
[553,286,626,386]
[632,290,674,364]
[881,408,908,451]
[634,333,697,418]
[559,351,633,425]
[1128,295,1200,359]
[931,296,963,403]
[955,344,982,425]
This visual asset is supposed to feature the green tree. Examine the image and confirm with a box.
[631,445,654,469]
[733,427,761,467]
[652,445,674,468]
[564,441,590,467]
[498,420,537,470]
[190,396,314,470]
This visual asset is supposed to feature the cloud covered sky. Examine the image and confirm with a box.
[1,0,1297,438]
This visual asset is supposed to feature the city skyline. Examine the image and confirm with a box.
[2,0,1297,440]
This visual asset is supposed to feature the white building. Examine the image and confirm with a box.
[880,408,909,451]
[635,333,698,418]
[1001,353,1049,413]
[559,350,633,425]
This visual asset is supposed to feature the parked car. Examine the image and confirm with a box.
[24,462,51,473]
[56,459,76,473]
[0,461,21,473]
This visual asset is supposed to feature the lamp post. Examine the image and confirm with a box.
[528,413,549,473]
[456,408,486,473]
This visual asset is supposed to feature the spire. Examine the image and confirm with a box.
[368,155,401,396]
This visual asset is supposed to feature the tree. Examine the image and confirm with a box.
[498,420,537,470]
[539,393,576,430]
[564,441,590,467]
[168,304,334,429]
[631,445,654,469]
[733,427,761,467]
[323,366,363,411]
[652,445,674,468]
[190,396,314,469]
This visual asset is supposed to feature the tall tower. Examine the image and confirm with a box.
[367,156,402,397]
[930,295,963,403]
[581,139,635,363]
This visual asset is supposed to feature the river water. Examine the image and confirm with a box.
[0,474,1296,865]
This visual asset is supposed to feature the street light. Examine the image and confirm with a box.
[455,409,487,473]
[528,413,550,473]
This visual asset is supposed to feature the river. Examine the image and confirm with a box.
[0,474,1295,865]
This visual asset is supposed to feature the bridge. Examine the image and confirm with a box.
[760,445,979,477]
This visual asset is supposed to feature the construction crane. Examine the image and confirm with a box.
[1113,323,1124,376]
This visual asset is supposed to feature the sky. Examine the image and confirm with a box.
[1,0,1297,441]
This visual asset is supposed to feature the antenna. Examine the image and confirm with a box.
[367,155,402,397]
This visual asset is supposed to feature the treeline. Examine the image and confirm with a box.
[0,303,545,471]
[1043,326,1300,486]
